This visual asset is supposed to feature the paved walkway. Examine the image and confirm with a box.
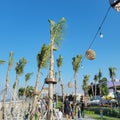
[62,116,96,120]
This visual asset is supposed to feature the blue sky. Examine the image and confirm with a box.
[0,0,120,94]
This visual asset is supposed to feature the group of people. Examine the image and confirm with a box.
[36,96,85,120]
[63,96,85,120]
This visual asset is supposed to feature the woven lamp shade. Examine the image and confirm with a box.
[85,49,96,60]
[109,0,120,12]
[68,81,74,88]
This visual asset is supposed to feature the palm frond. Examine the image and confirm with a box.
[49,17,66,48]
[25,72,33,82]
[0,60,5,64]
[37,44,50,69]
[15,57,27,75]
[56,55,63,68]
[8,51,14,68]
[72,54,82,73]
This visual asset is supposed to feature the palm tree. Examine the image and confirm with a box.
[72,54,82,101]
[98,69,102,95]
[2,52,13,119]
[56,55,64,104]
[30,44,50,119]
[99,77,109,96]
[24,72,33,97]
[18,86,34,98]
[109,67,117,96]
[93,74,98,99]
[13,57,27,99]
[82,75,90,97]
[90,82,94,97]
[48,17,66,120]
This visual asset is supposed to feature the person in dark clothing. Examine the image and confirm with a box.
[64,96,71,119]
[80,101,85,118]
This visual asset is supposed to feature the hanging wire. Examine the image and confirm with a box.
[81,6,111,65]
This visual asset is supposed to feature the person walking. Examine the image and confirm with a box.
[78,103,81,119]
[70,102,74,119]
[63,96,71,120]
[80,101,85,118]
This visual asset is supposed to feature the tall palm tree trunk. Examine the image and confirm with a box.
[48,40,54,120]
[112,77,116,96]
[31,68,40,119]
[74,73,77,114]
[95,82,96,99]
[14,74,19,100]
[59,72,64,102]
[2,66,10,119]
[61,83,64,102]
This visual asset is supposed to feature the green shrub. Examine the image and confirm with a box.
[85,107,120,118]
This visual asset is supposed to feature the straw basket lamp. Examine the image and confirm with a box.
[33,91,39,95]
[85,49,96,60]
[68,81,74,88]
[109,0,120,12]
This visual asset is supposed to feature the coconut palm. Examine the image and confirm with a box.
[2,52,13,119]
[56,55,63,81]
[13,57,27,99]
[47,17,66,120]
[98,69,102,95]
[91,82,94,97]
[109,67,117,96]
[0,52,13,119]
[82,75,90,97]
[24,72,33,97]
[72,54,82,101]
[56,55,63,104]
[30,44,50,119]
[88,83,93,99]
[99,77,109,96]
[93,74,98,99]
[18,86,34,98]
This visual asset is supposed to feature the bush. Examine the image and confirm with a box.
[85,107,120,118]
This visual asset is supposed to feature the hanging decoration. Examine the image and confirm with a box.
[100,32,103,38]
[85,49,96,60]
[68,81,74,88]
[109,0,120,12]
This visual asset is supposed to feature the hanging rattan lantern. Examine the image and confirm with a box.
[85,49,96,60]
[45,77,57,84]
[109,0,120,12]
[33,91,39,95]
[68,81,74,88]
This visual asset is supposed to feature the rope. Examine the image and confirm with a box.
[81,6,111,64]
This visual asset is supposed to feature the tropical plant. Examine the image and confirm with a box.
[109,67,117,93]
[13,57,27,99]
[18,87,25,97]
[72,54,82,101]
[18,86,34,98]
[30,44,50,119]
[99,77,109,96]
[47,17,66,120]
[56,55,63,104]
[98,69,102,95]
[93,74,98,99]
[90,82,94,97]
[0,60,5,64]
[24,72,33,96]
[2,52,13,119]
[82,75,90,97]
